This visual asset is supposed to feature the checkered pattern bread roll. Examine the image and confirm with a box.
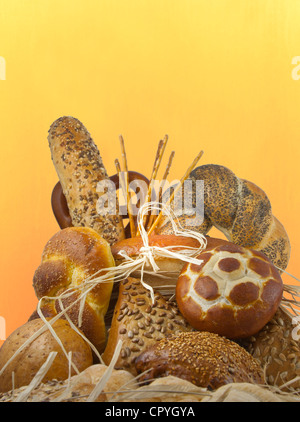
[176,241,283,339]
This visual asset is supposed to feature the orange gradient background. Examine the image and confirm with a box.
[0,0,300,345]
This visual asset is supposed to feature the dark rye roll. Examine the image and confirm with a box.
[156,164,291,271]
[48,116,125,246]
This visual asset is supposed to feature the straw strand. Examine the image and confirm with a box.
[147,150,204,236]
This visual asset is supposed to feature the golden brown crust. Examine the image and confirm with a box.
[111,235,204,293]
[258,216,291,273]
[110,235,227,294]
[102,277,193,375]
[111,234,226,258]
[111,234,201,258]
[32,227,115,354]
[156,164,291,270]
[135,331,264,389]
[48,116,125,245]
[0,318,93,393]
[176,241,283,339]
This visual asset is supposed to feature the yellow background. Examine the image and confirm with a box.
[0,0,300,344]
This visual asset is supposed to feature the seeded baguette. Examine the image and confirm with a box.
[48,116,125,245]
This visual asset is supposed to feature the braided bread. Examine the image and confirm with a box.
[156,164,290,271]
[30,226,115,354]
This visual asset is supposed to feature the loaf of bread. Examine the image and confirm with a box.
[156,164,291,271]
[176,240,283,338]
[240,306,300,391]
[111,234,225,295]
[30,226,115,354]
[102,277,193,375]
[0,318,93,393]
[52,170,150,238]
[135,331,265,390]
[111,234,200,294]
[48,116,125,245]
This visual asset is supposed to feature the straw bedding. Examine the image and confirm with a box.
[1,364,300,402]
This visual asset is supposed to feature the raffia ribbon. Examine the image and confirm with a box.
[113,201,207,301]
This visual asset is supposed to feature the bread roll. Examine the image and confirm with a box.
[51,170,150,238]
[240,306,300,391]
[111,234,225,295]
[135,331,265,389]
[176,241,283,338]
[0,318,93,393]
[102,277,193,375]
[156,164,290,271]
[31,226,115,354]
[48,116,125,245]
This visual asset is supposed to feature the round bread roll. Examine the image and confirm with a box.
[0,318,93,393]
[135,331,265,390]
[176,241,283,339]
